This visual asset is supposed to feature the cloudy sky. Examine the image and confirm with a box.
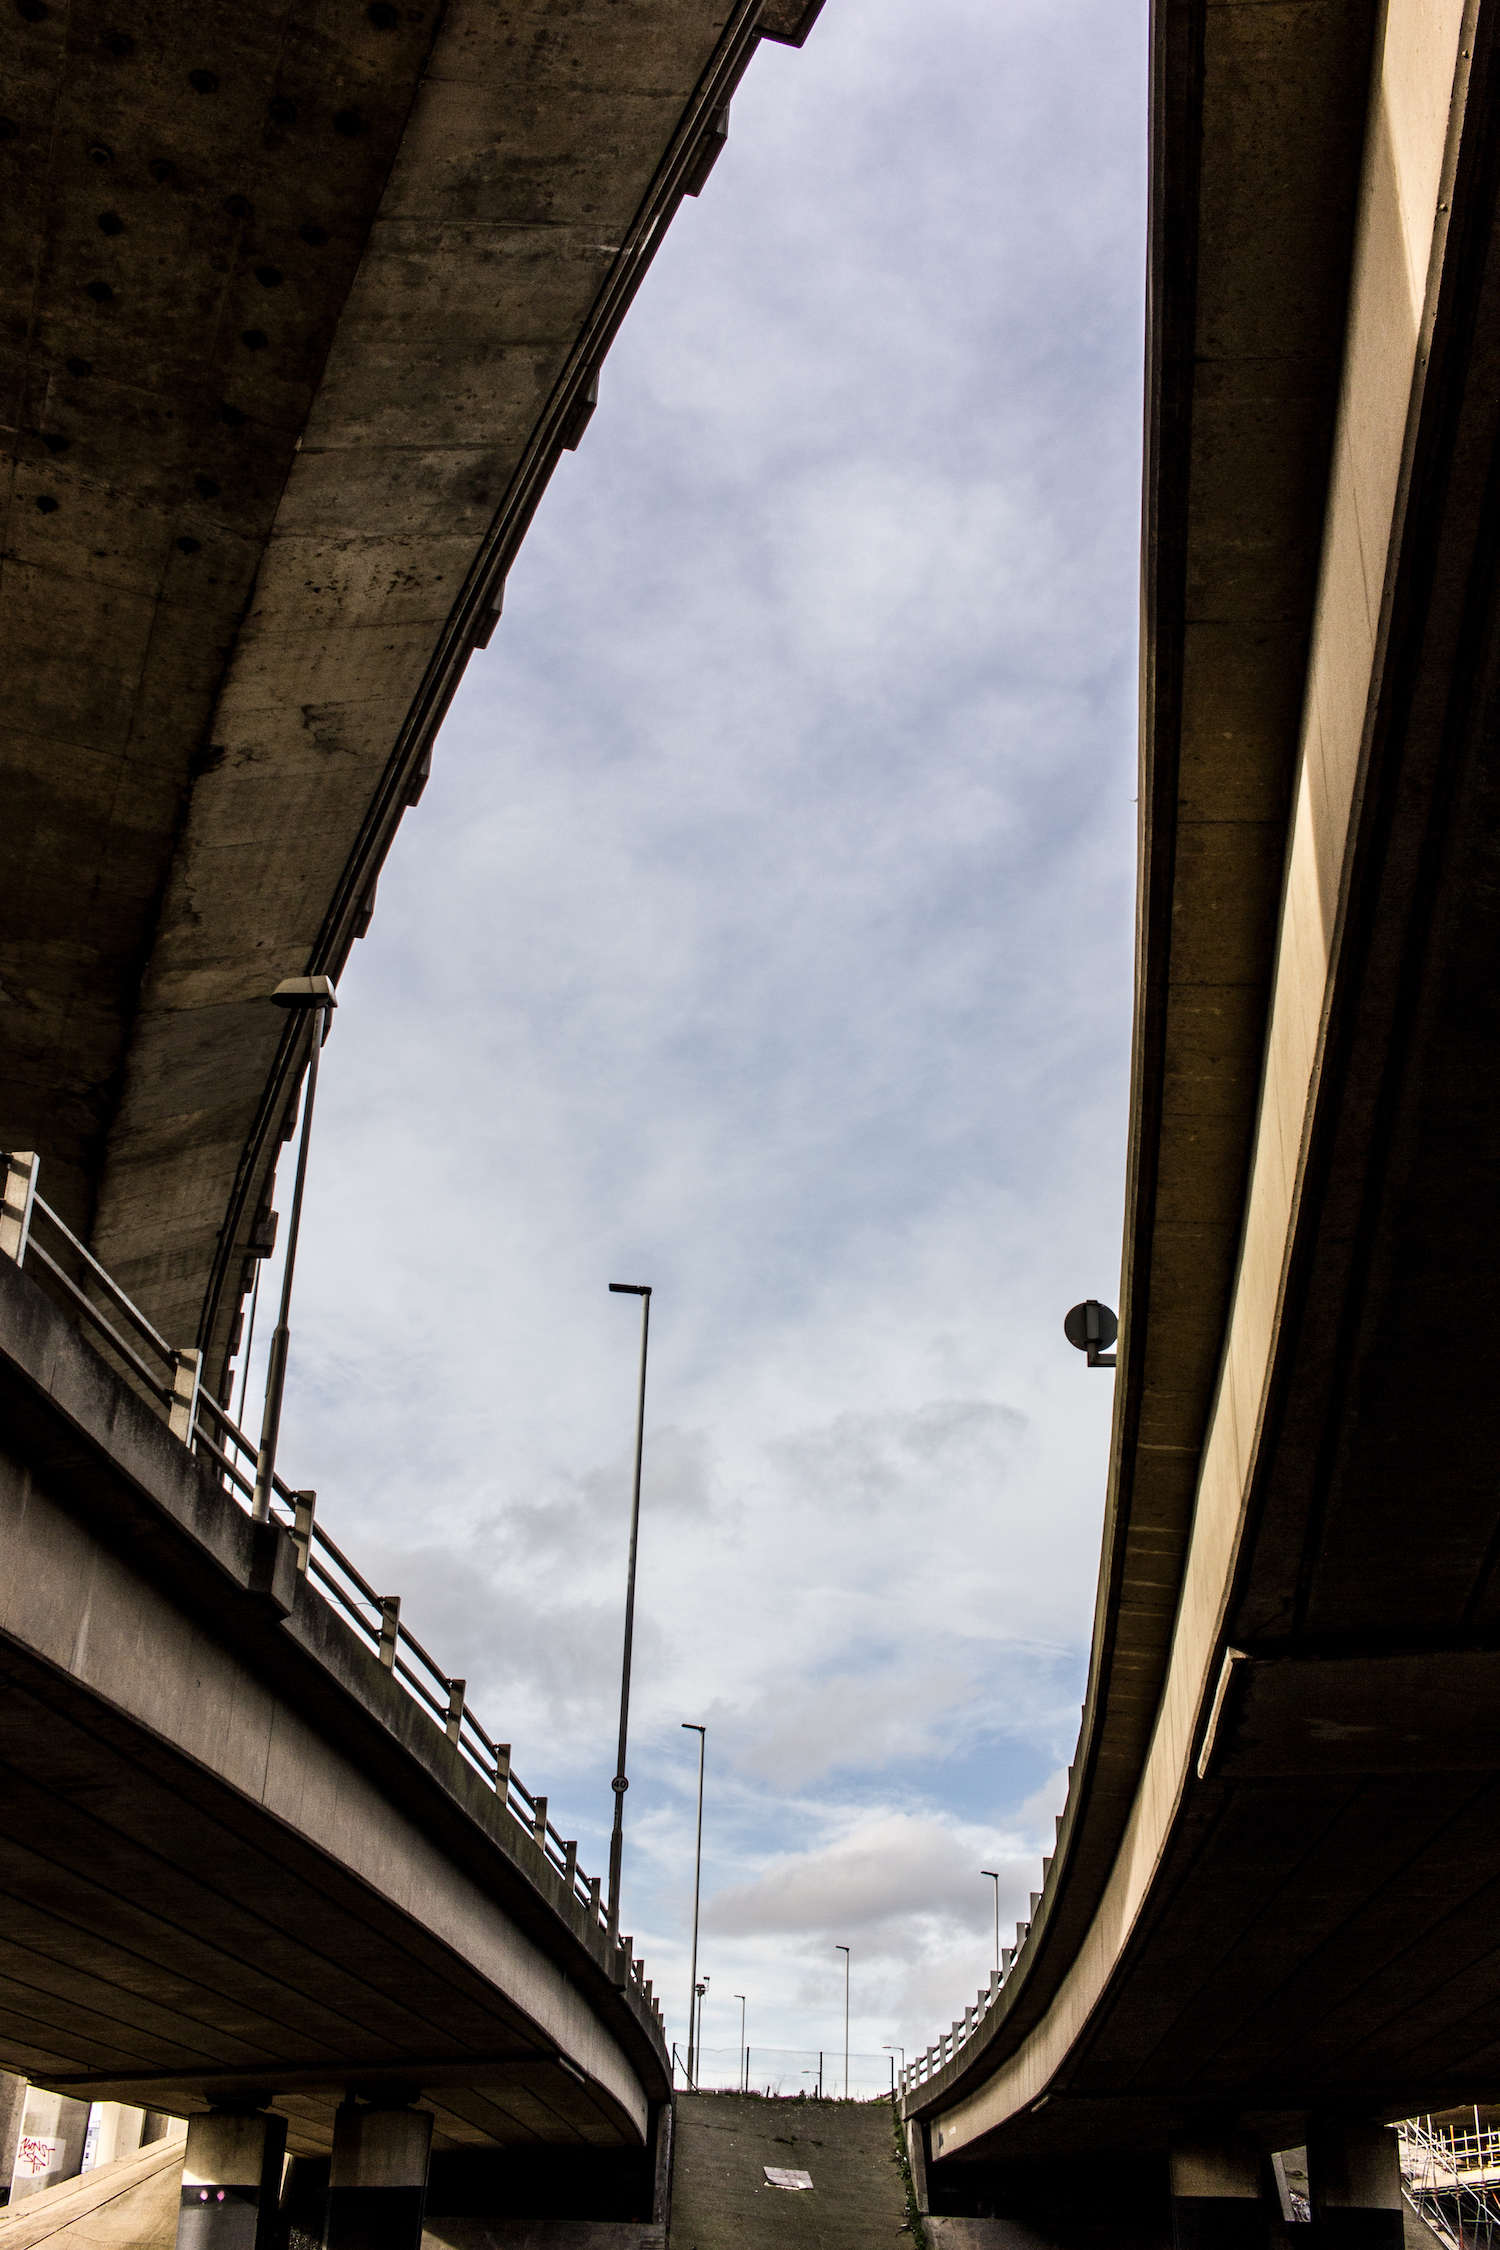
[259,0,1148,2087]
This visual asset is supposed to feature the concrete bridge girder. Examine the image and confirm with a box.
[2,0,821,1401]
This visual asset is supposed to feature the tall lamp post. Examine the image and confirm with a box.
[735,1993,746,2092]
[252,975,337,1523]
[682,1722,706,2088]
[606,1281,652,1940]
[982,1869,1001,1975]
[836,1944,850,2099]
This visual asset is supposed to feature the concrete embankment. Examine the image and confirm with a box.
[669,2094,908,2250]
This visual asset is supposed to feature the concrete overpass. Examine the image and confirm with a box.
[1,5,829,2236]
[902,0,1500,2230]
[0,1241,672,2230]
[2,0,821,1413]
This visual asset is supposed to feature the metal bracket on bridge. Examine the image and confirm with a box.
[1,1151,38,1265]
[168,1348,202,1449]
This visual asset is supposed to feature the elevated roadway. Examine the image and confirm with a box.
[905,0,1500,2214]
[0,1250,668,2176]
[2,0,820,1406]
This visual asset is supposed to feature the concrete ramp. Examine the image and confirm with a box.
[669,2095,908,2250]
[0,2139,183,2250]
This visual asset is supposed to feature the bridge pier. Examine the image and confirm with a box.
[324,2099,433,2250]
[1309,2124,1403,2250]
[176,2110,287,2250]
[1169,2136,1269,2250]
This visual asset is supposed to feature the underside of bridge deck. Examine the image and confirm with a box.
[1,0,821,1406]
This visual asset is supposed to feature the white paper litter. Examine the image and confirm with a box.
[764,2167,814,2190]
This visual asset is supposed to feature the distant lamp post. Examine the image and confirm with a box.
[735,1993,747,2092]
[252,975,337,1523]
[982,1869,1001,1973]
[882,2043,905,2096]
[836,1944,850,2099]
[606,1281,652,1939]
[683,1721,706,2088]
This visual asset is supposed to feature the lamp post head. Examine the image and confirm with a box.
[270,974,337,1009]
[609,1282,651,1296]
[982,1868,1000,1880]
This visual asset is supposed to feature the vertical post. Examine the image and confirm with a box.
[983,1869,1000,1973]
[588,1873,601,1923]
[0,1152,39,1267]
[252,996,331,1523]
[1170,2136,1270,2250]
[683,1723,706,2091]
[606,1283,651,1940]
[563,1841,578,1895]
[290,1491,317,1575]
[494,1743,511,1798]
[532,1795,548,1849]
[837,1944,850,2099]
[176,2110,286,2250]
[168,1349,203,1449]
[378,1596,400,1669]
[325,2102,432,2250]
[445,1680,466,1745]
[1309,2123,1403,2250]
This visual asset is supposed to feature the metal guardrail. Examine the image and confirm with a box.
[1,1150,662,2032]
[902,1854,1068,2096]
[901,1965,1006,2098]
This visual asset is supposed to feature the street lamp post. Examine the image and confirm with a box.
[883,2044,905,2099]
[682,1722,706,2088]
[982,1869,1001,1975]
[252,976,337,1523]
[735,1994,746,2092]
[694,1978,709,2079]
[836,1944,850,2099]
[606,1282,652,1940]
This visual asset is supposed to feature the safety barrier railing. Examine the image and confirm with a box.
[901,1965,1007,2098]
[1,1150,661,2029]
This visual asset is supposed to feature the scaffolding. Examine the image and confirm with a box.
[1399,2118,1500,2250]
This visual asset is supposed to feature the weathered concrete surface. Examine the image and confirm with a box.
[423,2224,663,2249]
[910,0,1500,2177]
[668,2096,907,2250]
[0,2138,183,2250]
[0,0,822,1394]
[0,1251,666,2156]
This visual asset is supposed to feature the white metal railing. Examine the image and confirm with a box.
[1,1150,661,2031]
[900,1964,1008,2098]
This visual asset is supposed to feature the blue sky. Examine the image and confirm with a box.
[256,0,1148,2079]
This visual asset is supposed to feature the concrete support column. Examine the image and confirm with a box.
[177,2110,287,2250]
[1170,2136,1271,2250]
[1310,2122,1403,2250]
[324,2102,432,2250]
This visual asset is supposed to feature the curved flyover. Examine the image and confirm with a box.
[0,1245,666,2171]
[907,0,1500,2193]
